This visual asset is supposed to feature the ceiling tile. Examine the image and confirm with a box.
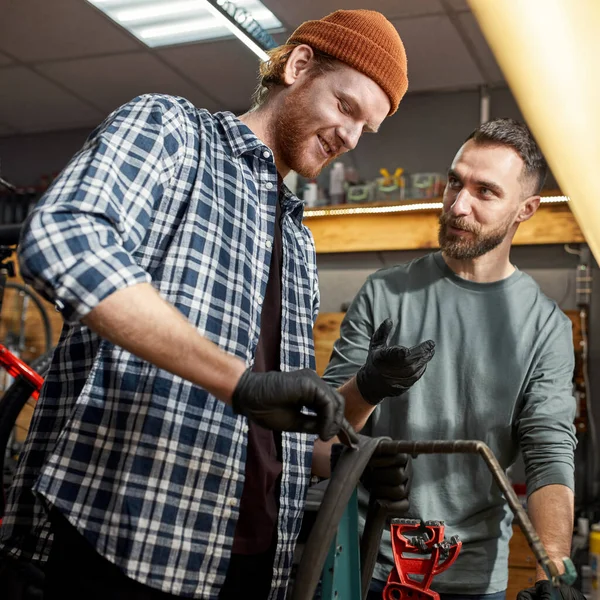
[0,0,139,63]
[0,67,104,134]
[456,12,504,83]
[0,52,13,67]
[263,0,445,30]
[394,15,484,92]
[159,39,264,112]
[38,52,220,115]
[0,0,504,138]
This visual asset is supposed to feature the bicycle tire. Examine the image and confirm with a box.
[2,283,53,355]
[0,350,54,519]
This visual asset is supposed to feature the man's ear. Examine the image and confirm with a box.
[283,44,315,86]
[516,194,541,223]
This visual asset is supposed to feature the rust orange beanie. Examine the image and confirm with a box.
[287,9,408,115]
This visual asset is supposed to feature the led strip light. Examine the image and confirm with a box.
[303,195,570,218]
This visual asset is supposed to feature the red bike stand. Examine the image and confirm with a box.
[384,519,462,600]
[0,344,44,399]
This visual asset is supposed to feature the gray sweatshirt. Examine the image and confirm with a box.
[323,252,576,594]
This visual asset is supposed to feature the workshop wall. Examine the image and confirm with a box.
[0,86,556,188]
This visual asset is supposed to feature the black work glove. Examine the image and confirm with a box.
[362,449,412,513]
[356,318,435,405]
[330,442,412,511]
[232,368,346,441]
[517,580,586,600]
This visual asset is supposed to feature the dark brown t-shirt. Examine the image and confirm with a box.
[231,195,283,555]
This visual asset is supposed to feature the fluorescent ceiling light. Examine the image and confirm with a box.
[87,0,282,59]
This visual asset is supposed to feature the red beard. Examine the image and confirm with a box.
[272,84,337,179]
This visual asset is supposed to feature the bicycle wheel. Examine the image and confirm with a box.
[0,283,52,392]
[0,350,53,519]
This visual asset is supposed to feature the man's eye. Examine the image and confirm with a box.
[339,101,350,115]
[448,178,461,188]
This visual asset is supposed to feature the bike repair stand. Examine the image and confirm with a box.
[384,519,462,600]
[290,437,577,600]
[320,489,362,600]
[321,504,462,600]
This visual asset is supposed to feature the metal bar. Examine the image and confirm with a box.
[0,158,17,192]
[479,85,490,125]
[0,175,17,192]
[294,437,572,599]
[377,440,561,583]
[0,344,45,394]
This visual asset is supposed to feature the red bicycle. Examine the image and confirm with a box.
[0,224,53,522]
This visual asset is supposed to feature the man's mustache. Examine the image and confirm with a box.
[440,215,479,235]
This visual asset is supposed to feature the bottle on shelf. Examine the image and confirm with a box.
[303,179,319,208]
[329,162,346,205]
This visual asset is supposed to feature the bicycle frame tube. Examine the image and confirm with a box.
[0,244,45,396]
[0,344,44,398]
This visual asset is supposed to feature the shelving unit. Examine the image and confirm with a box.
[303,192,585,254]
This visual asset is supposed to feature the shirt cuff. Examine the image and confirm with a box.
[526,471,575,497]
[52,246,152,323]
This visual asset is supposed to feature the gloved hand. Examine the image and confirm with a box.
[361,449,412,513]
[356,318,435,405]
[517,580,586,600]
[330,442,412,511]
[232,368,347,441]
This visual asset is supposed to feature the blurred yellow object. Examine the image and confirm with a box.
[468,0,600,262]
[393,168,405,188]
[379,168,394,187]
[379,168,405,188]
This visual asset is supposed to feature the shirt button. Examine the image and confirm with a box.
[265,181,274,190]
[263,150,270,159]
[227,498,237,507]
[266,240,272,249]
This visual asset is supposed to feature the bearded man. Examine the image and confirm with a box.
[0,10,436,600]
[316,118,578,600]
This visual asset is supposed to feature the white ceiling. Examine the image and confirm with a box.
[0,0,505,137]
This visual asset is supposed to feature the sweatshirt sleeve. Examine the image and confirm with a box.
[322,277,376,388]
[516,317,577,495]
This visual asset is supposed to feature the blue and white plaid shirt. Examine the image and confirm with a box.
[1,94,320,599]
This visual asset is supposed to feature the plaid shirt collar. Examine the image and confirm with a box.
[215,111,305,227]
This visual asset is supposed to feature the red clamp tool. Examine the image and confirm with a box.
[384,519,462,600]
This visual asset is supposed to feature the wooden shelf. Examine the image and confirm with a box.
[303,193,585,254]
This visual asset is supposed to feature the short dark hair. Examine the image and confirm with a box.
[465,118,548,194]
